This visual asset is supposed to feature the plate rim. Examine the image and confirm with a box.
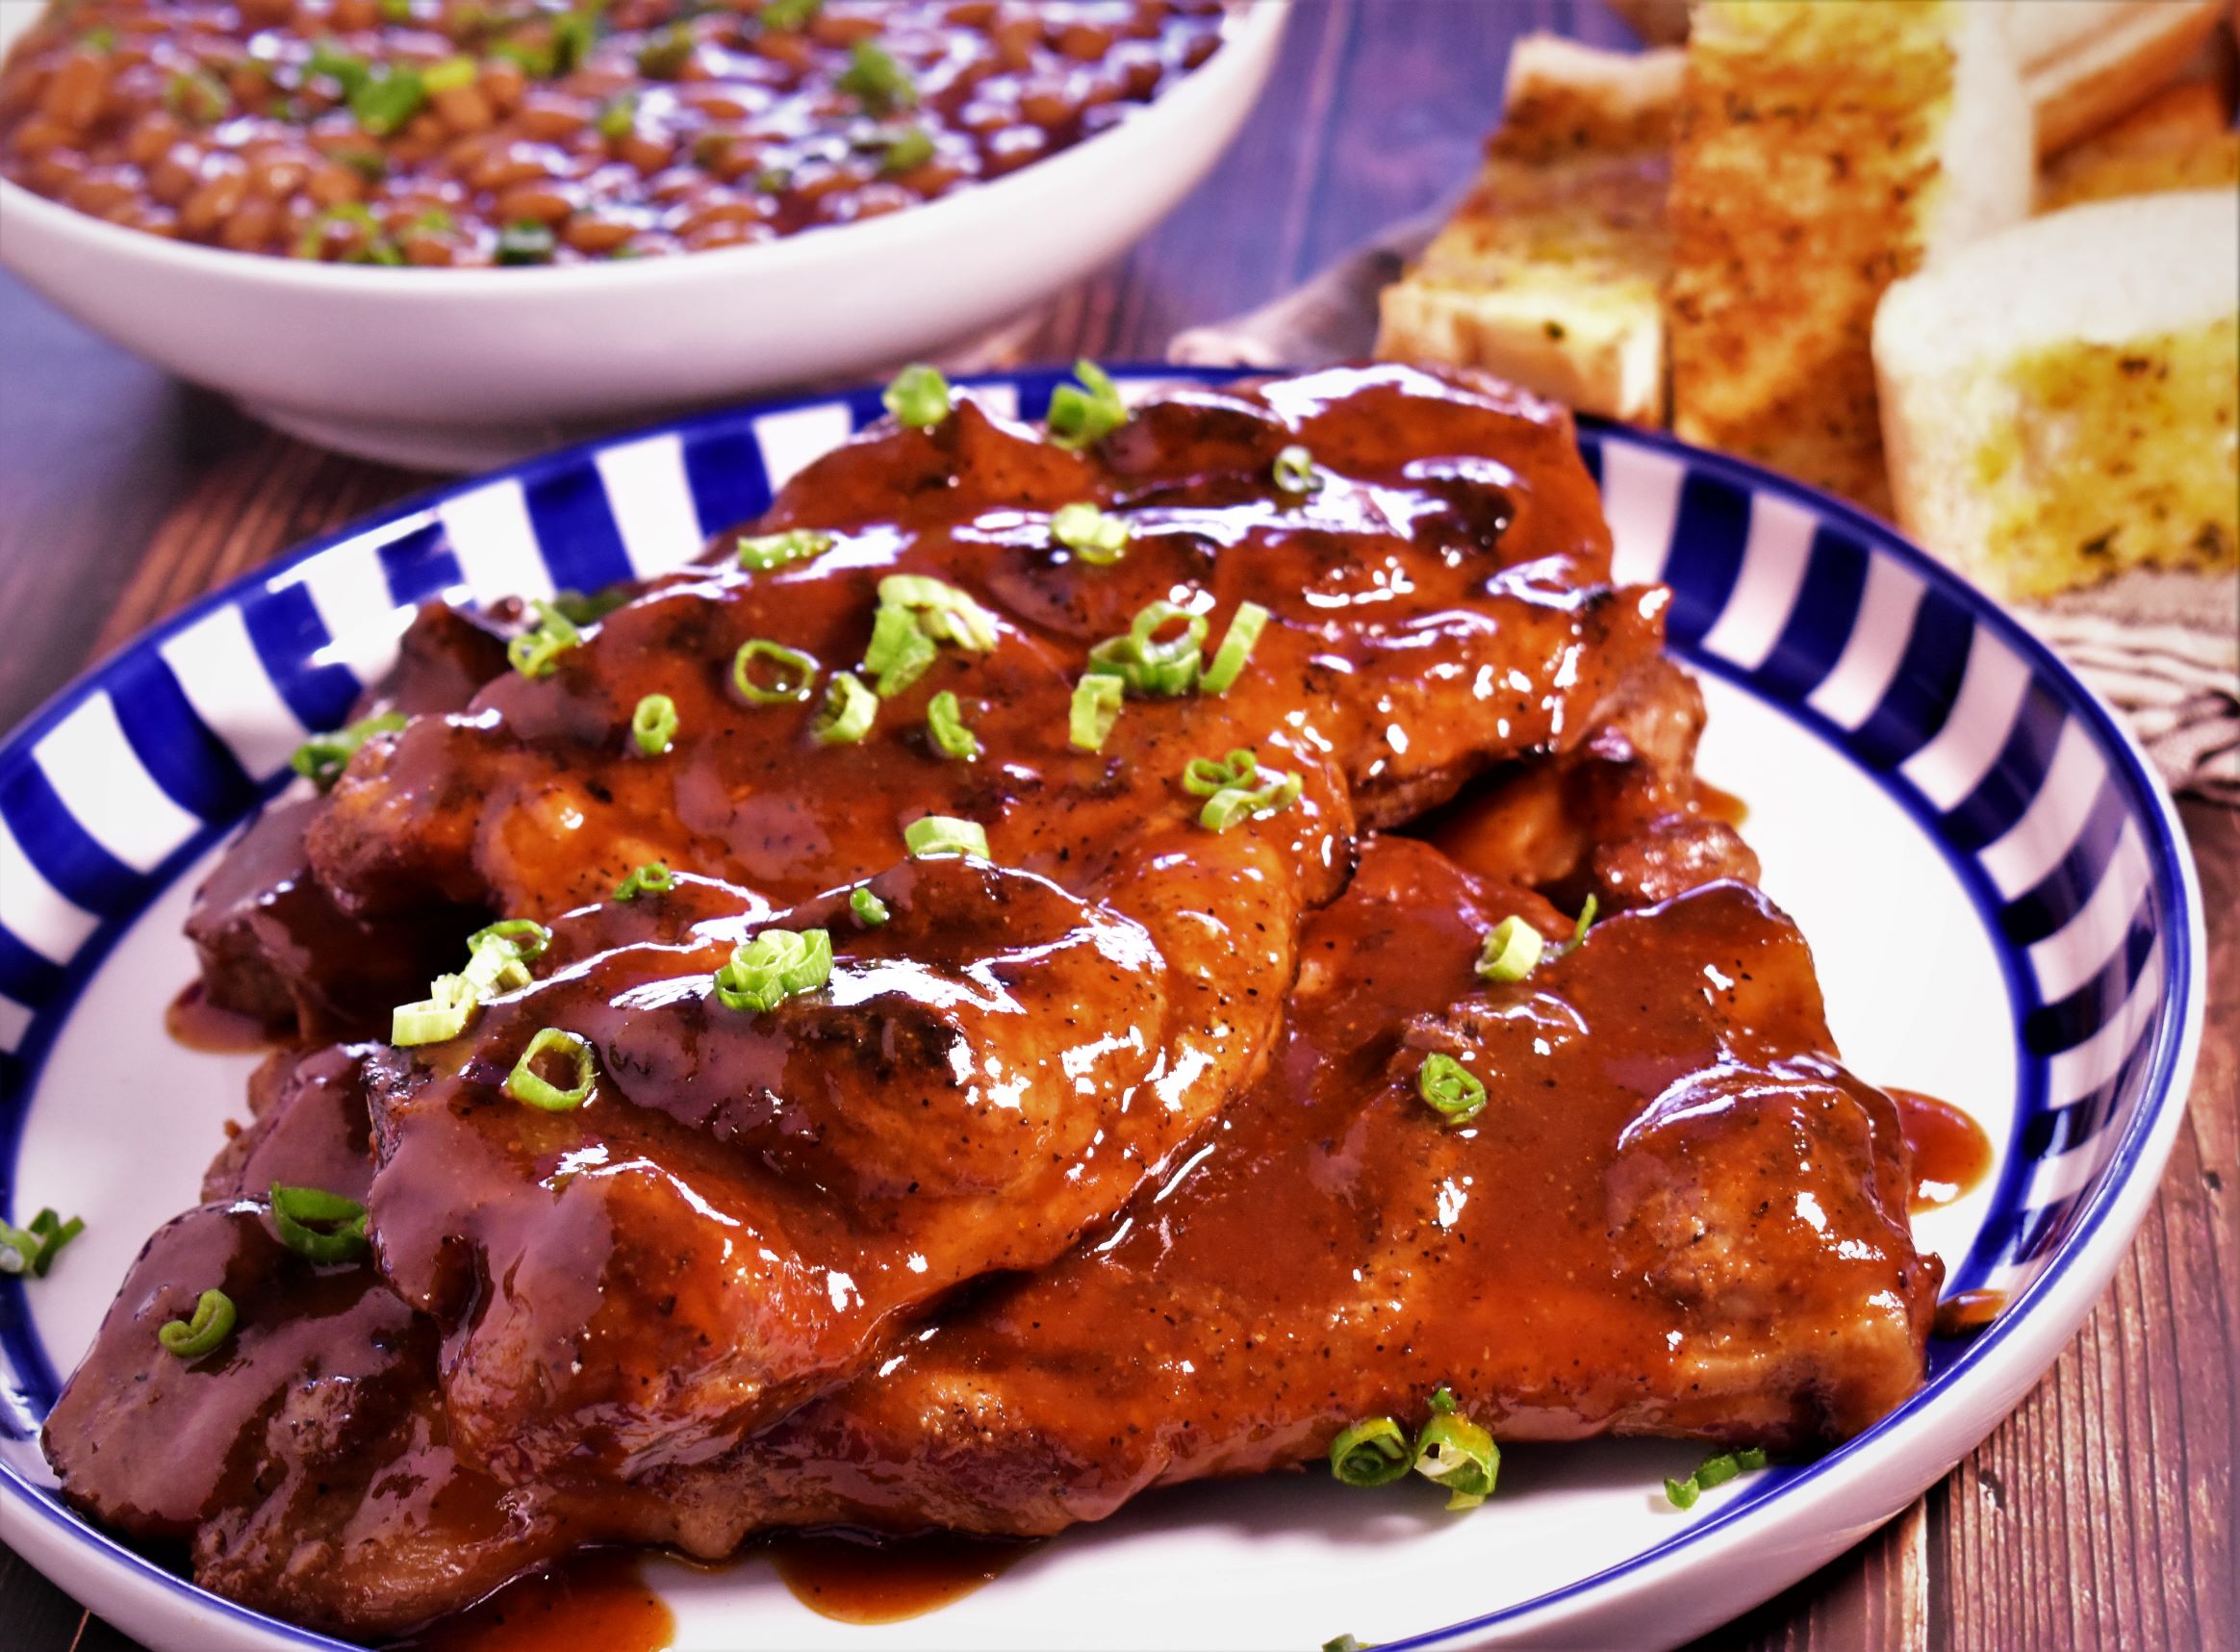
[0,369,2207,1652]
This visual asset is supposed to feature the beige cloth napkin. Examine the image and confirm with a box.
[1168,207,2240,807]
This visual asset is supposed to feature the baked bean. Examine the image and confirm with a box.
[0,0,1224,264]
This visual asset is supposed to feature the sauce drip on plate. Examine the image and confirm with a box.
[405,1551,673,1652]
[770,1532,1031,1624]
[1933,1287,2010,1339]
[165,981,272,1055]
[1891,1090,1995,1213]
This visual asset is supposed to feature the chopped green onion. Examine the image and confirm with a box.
[839,39,917,113]
[1182,748,1258,798]
[882,363,951,428]
[1052,501,1129,564]
[1273,444,1323,497]
[392,974,475,1046]
[738,527,833,571]
[158,1287,236,1359]
[1475,916,1543,983]
[850,886,890,926]
[878,574,999,651]
[304,40,369,95]
[406,207,456,236]
[864,600,940,697]
[1737,1445,1769,1470]
[813,670,878,744]
[1087,598,1209,698]
[332,146,390,183]
[164,67,230,125]
[904,815,988,860]
[926,691,979,759]
[508,597,582,677]
[380,0,413,18]
[0,1208,84,1279]
[1416,1052,1487,1124]
[732,639,819,704]
[348,65,426,136]
[81,27,115,52]
[634,22,695,79]
[1323,1639,1368,1652]
[294,201,403,264]
[1201,601,1270,695]
[613,861,674,901]
[1666,1444,1768,1510]
[1046,359,1128,451]
[1199,769,1302,832]
[1328,1416,1411,1487]
[496,220,557,266]
[1565,893,1599,953]
[291,711,406,791]
[713,928,832,1012]
[1413,1388,1498,1511]
[1664,1473,1701,1511]
[880,124,935,174]
[268,1182,369,1265]
[505,1028,598,1111]
[463,918,549,996]
[631,693,678,755]
[760,0,822,28]
[596,90,639,140]
[550,4,600,73]
[423,54,477,93]
[1069,674,1123,750]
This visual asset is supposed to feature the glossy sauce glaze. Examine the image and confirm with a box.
[403,1551,672,1652]
[769,1531,1030,1624]
[1890,1089,1996,1212]
[0,0,1222,265]
[165,979,274,1054]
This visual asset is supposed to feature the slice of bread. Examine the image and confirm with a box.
[1874,189,2240,599]
[1667,1,2034,514]
[1374,38,1682,424]
[2038,77,2240,209]
[2001,0,2232,155]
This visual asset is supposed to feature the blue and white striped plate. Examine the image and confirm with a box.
[0,369,2204,1652]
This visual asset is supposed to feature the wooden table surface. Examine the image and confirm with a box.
[1,2,2233,1646]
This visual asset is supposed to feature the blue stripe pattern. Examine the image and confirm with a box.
[0,370,2202,1652]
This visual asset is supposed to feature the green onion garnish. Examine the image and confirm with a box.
[850,886,890,926]
[1665,1445,1767,1510]
[839,39,917,113]
[879,574,999,650]
[505,1028,598,1111]
[268,1182,369,1265]
[761,0,823,30]
[406,207,456,237]
[291,710,405,791]
[305,40,370,94]
[880,124,935,174]
[713,928,832,1012]
[158,1287,236,1359]
[1199,769,1302,833]
[631,693,678,756]
[1052,501,1129,564]
[613,861,673,901]
[732,638,819,704]
[0,1207,84,1279]
[596,90,640,140]
[1476,916,1543,983]
[1046,359,1128,451]
[1415,1053,1487,1124]
[496,220,557,266]
[463,918,549,996]
[634,22,696,79]
[1273,444,1323,497]
[423,54,477,93]
[508,597,582,677]
[81,26,115,52]
[926,691,979,759]
[883,363,951,429]
[294,202,404,265]
[392,974,474,1046]
[1328,1416,1412,1487]
[864,600,939,697]
[1201,601,1270,695]
[1182,748,1257,798]
[549,585,629,624]
[348,65,426,136]
[1087,599,1209,698]
[1069,674,1123,750]
[737,527,833,571]
[1565,893,1599,953]
[904,815,989,860]
[1323,1639,1368,1652]
[813,670,878,744]
[164,67,230,126]
[1413,1387,1498,1511]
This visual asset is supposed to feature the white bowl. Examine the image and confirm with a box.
[0,3,1285,470]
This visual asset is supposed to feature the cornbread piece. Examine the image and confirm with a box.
[1667,0,2032,512]
[2001,0,2233,156]
[2038,78,2240,211]
[1375,37,1681,423]
[1874,189,2240,599]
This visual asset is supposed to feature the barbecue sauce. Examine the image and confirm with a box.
[1891,1090,1995,1213]
[408,1552,673,1652]
[165,980,272,1054]
[771,1533,1031,1624]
